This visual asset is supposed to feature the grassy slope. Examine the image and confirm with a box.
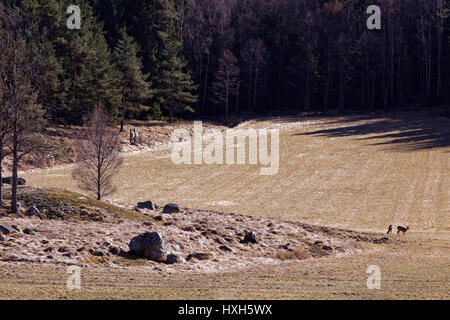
[6,112,448,300]
[22,113,450,232]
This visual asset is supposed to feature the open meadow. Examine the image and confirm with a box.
[22,112,450,233]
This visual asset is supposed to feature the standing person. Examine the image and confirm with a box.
[130,128,135,144]
[133,128,139,145]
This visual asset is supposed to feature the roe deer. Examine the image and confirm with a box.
[397,226,409,234]
[387,225,393,234]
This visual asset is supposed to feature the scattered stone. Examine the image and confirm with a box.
[89,248,104,257]
[242,231,260,244]
[154,215,164,222]
[79,210,89,216]
[1,177,26,185]
[163,203,180,214]
[0,235,4,242]
[23,228,36,235]
[78,196,88,200]
[129,232,167,262]
[219,245,233,252]
[322,245,333,251]
[373,237,390,244]
[58,247,68,253]
[137,201,156,210]
[142,222,153,227]
[41,239,49,244]
[109,246,120,255]
[201,231,210,237]
[278,243,290,250]
[187,252,213,261]
[26,206,40,217]
[223,237,235,243]
[314,240,323,245]
[43,247,53,253]
[11,225,21,232]
[77,247,86,252]
[165,253,185,264]
[0,225,17,235]
[89,214,103,222]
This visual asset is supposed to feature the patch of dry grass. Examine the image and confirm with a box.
[0,236,447,300]
[21,113,450,232]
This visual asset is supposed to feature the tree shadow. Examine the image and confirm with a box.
[293,111,450,152]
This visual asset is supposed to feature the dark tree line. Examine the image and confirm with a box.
[2,0,450,124]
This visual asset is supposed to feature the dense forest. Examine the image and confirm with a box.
[2,0,450,124]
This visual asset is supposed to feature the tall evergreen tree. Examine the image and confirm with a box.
[35,0,120,124]
[113,29,153,132]
[154,0,197,122]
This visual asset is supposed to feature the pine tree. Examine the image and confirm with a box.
[154,0,197,122]
[43,0,120,124]
[113,29,153,131]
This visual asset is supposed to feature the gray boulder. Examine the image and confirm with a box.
[242,231,260,244]
[186,252,213,261]
[23,228,36,235]
[26,206,40,217]
[165,254,186,264]
[137,201,156,210]
[0,225,18,235]
[163,203,180,214]
[1,177,26,185]
[129,232,167,262]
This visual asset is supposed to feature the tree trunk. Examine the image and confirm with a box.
[225,91,229,124]
[323,59,330,112]
[339,65,344,113]
[201,53,210,113]
[0,139,3,206]
[253,68,259,111]
[97,160,101,201]
[436,0,442,100]
[11,136,18,213]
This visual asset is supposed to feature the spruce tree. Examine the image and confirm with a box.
[154,0,197,122]
[113,29,153,131]
[39,0,119,124]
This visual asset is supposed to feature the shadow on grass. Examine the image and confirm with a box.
[292,111,450,152]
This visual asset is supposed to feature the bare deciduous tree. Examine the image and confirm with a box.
[72,106,123,201]
[0,4,48,212]
[212,49,240,123]
[241,38,268,111]
[0,61,10,206]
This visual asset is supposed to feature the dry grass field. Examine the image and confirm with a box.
[22,112,450,233]
[0,235,448,300]
[7,111,447,300]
